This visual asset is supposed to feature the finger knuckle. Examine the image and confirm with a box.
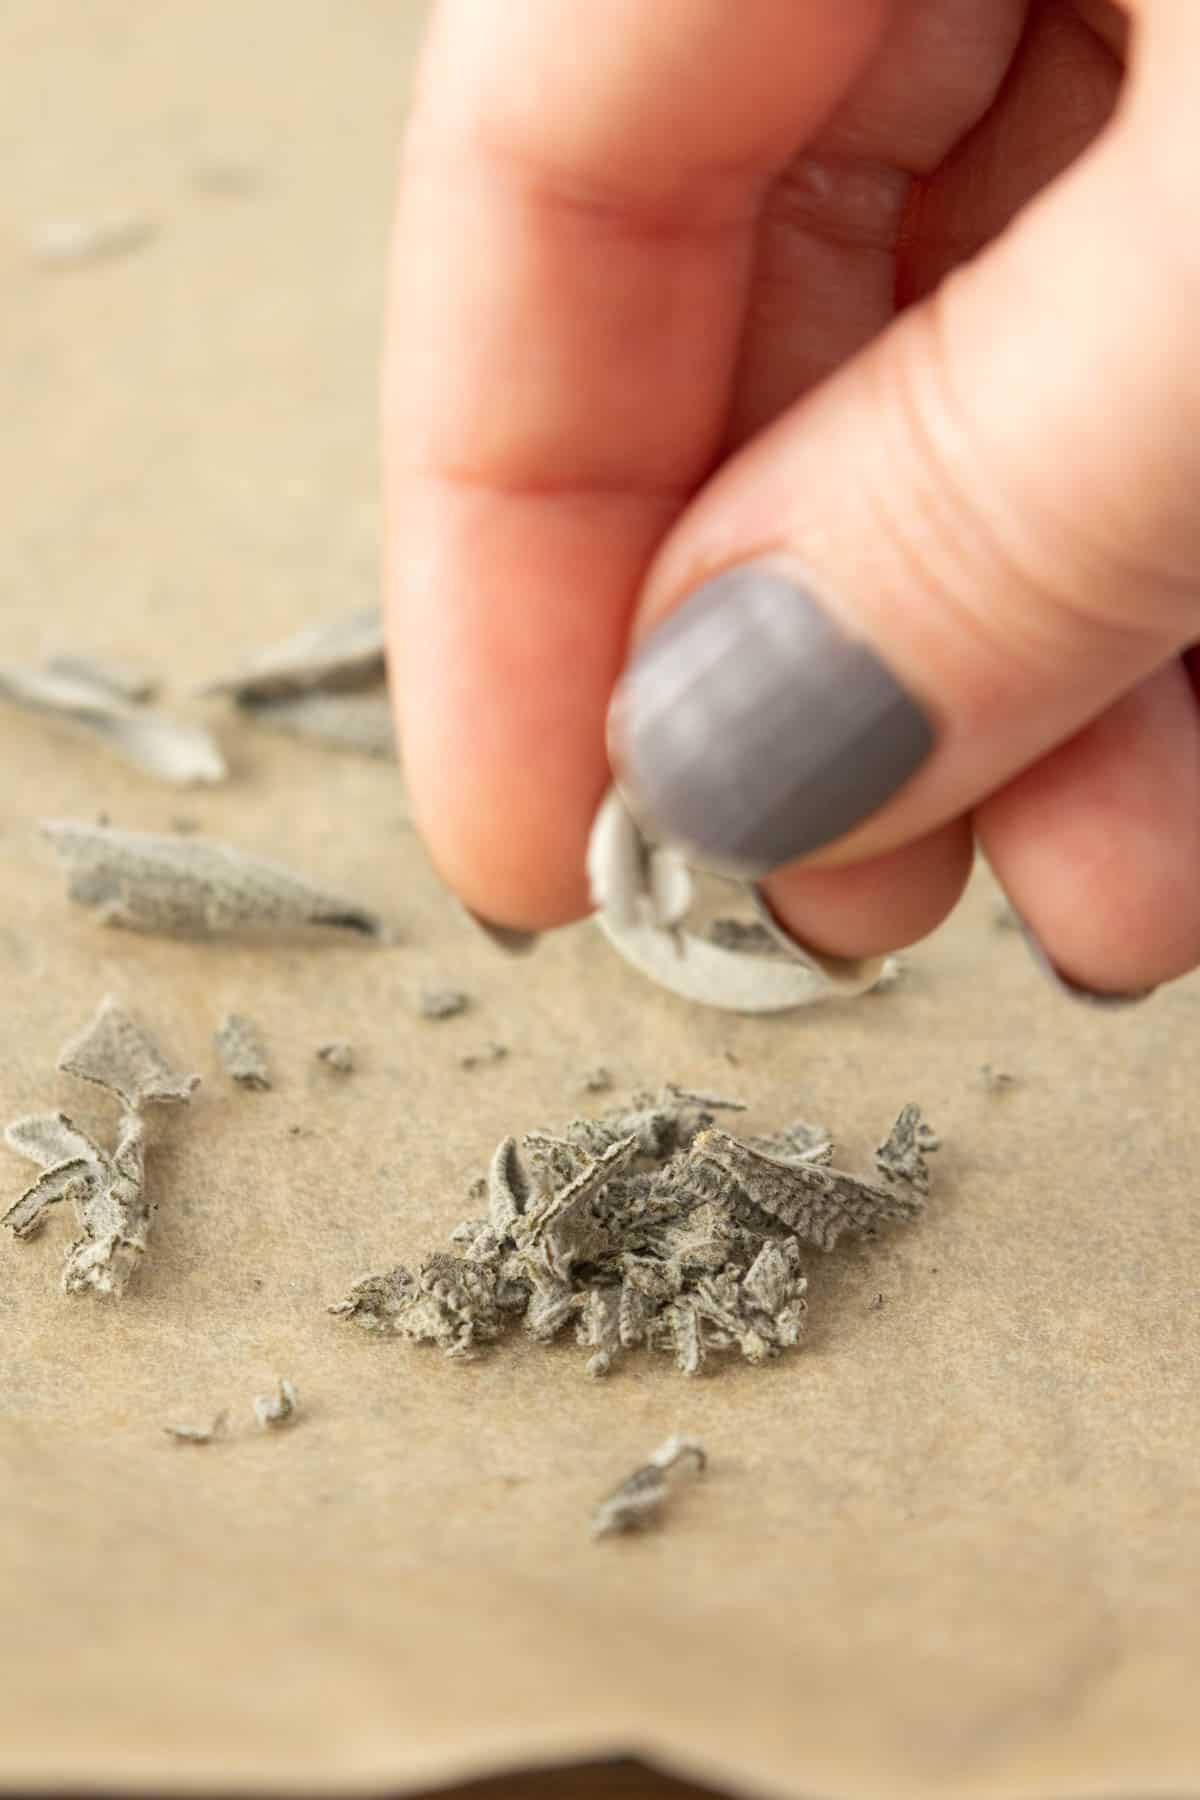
[874,284,1191,675]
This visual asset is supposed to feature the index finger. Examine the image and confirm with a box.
[385,0,893,927]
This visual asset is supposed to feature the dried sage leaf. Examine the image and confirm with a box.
[215,1013,271,1091]
[745,1118,835,1167]
[2,1148,98,1240]
[5,1003,198,1297]
[0,665,226,785]
[577,1285,621,1378]
[206,607,384,701]
[486,1136,530,1238]
[4,1110,107,1174]
[592,1435,707,1538]
[59,997,200,1109]
[60,1109,153,1298]
[45,653,157,704]
[236,690,395,758]
[43,821,387,941]
[586,788,693,932]
[874,1104,941,1195]
[686,1128,921,1253]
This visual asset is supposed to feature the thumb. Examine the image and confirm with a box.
[608,54,1200,879]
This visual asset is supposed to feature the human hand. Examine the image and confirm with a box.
[386,0,1199,999]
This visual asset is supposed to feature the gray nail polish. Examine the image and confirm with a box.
[609,563,934,872]
[1016,913,1155,1009]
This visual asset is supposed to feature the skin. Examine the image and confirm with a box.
[386,0,1200,996]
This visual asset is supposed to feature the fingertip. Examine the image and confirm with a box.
[762,816,974,959]
[408,774,595,934]
[977,666,1200,994]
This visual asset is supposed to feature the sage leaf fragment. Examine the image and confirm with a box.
[0,663,226,784]
[206,608,394,758]
[215,1013,272,1091]
[4,1000,200,1299]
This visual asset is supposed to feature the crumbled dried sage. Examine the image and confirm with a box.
[316,1040,355,1074]
[331,1088,936,1378]
[206,609,393,758]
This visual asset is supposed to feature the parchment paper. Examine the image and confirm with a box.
[2,5,1197,1798]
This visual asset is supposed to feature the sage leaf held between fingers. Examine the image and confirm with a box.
[586,787,888,1013]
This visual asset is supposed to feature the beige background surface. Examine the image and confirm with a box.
[2,6,1198,1799]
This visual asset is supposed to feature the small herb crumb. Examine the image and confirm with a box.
[581,1067,613,1094]
[164,1408,228,1445]
[31,213,156,268]
[592,1435,707,1538]
[215,1013,271,1091]
[870,956,904,992]
[317,1040,355,1075]
[420,988,468,1020]
[982,1064,1018,1091]
[459,1042,507,1071]
[253,1378,299,1430]
[706,918,776,955]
